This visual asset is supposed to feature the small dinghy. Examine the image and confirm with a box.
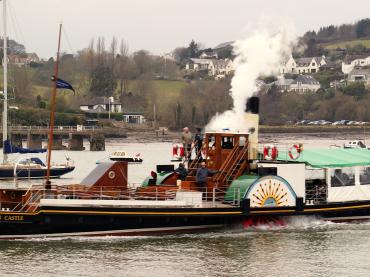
[344,140,370,149]
[109,151,143,163]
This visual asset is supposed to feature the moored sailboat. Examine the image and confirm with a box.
[0,1,74,179]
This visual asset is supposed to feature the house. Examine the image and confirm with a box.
[185,58,234,78]
[342,55,370,74]
[122,111,146,124]
[270,75,320,93]
[348,68,370,84]
[290,75,321,93]
[185,58,212,72]
[199,51,218,59]
[279,56,296,74]
[8,53,40,67]
[80,97,122,113]
[208,59,234,78]
[279,56,327,74]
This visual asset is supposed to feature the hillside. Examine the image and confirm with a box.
[320,39,370,50]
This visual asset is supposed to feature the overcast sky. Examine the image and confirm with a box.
[4,0,370,59]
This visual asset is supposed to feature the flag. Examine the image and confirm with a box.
[51,76,75,93]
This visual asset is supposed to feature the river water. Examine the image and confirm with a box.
[1,133,370,277]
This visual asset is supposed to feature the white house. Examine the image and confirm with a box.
[80,97,122,113]
[271,75,320,93]
[185,58,212,72]
[342,55,370,74]
[186,58,234,78]
[199,51,218,59]
[208,59,234,78]
[122,112,146,124]
[290,75,321,93]
[279,56,297,74]
[348,68,370,84]
[279,56,327,74]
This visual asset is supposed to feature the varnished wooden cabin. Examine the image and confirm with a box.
[137,132,251,199]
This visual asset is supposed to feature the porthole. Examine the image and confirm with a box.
[108,171,116,179]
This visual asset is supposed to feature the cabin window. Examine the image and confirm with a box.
[221,136,233,149]
[239,136,247,147]
[331,168,355,187]
[360,167,370,185]
[208,135,216,150]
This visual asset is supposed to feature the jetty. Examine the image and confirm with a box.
[1,126,106,151]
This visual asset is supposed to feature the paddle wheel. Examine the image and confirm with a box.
[242,216,286,229]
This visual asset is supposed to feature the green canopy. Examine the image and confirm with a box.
[277,148,370,168]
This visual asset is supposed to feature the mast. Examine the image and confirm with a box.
[45,23,62,187]
[2,0,7,163]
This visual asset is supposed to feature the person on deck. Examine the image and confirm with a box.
[194,128,203,160]
[181,127,192,160]
[174,163,188,181]
[196,162,217,198]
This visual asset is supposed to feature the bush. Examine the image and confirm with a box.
[343,82,366,97]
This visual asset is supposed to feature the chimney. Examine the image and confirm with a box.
[245,97,259,160]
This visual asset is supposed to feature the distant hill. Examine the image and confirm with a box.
[320,39,370,50]
[303,18,370,44]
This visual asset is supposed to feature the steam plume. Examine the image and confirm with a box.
[206,20,297,132]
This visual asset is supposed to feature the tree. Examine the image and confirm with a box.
[133,50,152,77]
[356,19,370,38]
[116,39,130,96]
[90,65,116,96]
[173,47,189,64]
[188,40,199,58]
[175,103,182,128]
[343,82,366,97]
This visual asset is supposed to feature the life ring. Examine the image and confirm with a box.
[288,144,303,160]
[172,144,185,158]
[263,145,278,160]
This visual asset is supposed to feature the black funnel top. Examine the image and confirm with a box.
[245,97,259,114]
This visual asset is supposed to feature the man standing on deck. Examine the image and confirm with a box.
[194,128,203,160]
[181,127,192,160]
[196,162,216,199]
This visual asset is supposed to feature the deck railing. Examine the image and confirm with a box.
[9,184,240,212]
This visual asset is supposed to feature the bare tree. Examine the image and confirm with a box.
[116,39,129,97]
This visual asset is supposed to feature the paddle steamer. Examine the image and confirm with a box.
[1,97,370,238]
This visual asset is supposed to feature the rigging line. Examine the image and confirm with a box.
[7,1,26,50]
[61,25,74,54]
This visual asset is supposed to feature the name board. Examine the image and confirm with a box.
[0,215,24,221]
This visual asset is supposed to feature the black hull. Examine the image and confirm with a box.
[0,166,75,179]
[3,200,370,239]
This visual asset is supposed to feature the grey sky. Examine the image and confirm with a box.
[5,0,370,59]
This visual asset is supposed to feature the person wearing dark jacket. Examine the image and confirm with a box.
[175,163,188,181]
[194,128,203,157]
[196,162,216,198]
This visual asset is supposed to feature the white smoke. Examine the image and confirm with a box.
[206,20,297,132]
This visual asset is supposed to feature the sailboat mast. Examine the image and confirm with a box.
[2,0,7,163]
[45,23,62,187]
